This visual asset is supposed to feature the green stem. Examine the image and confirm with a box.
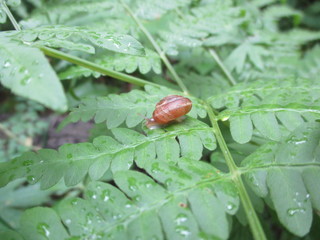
[173,8,236,86]
[119,0,189,94]
[206,103,266,240]
[208,49,237,86]
[2,3,160,88]
[0,1,21,31]
[41,47,160,88]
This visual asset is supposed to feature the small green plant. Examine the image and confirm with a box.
[0,0,320,239]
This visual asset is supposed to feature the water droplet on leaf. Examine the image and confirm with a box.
[175,226,191,237]
[4,61,11,68]
[37,222,50,237]
[175,213,188,225]
[27,175,36,182]
[287,207,306,216]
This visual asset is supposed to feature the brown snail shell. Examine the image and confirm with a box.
[146,95,192,129]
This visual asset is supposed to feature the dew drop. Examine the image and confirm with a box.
[227,203,234,210]
[221,116,230,121]
[71,199,78,205]
[128,177,138,191]
[175,226,191,237]
[67,153,73,159]
[129,185,137,191]
[304,194,311,202]
[165,178,173,186]
[287,136,308,145]
[92,194,97,200]
[4,61,11,68]
[37,222,50,238]
[86,212,94,224]
[287,208,306,216]
[112,213,123,220]
[101,190,110,202]
[175,213,188,225]
[65,219,72,225]
[27,175,35,182]
[151,163,160,173]
[133,195,141,202]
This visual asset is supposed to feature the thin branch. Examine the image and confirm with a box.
[0,1,21,31]
[41,47,160,88]
[173,8,237,86]
[0,123,39,151]
[205,103,266,240]
[208,48,237,86]
[119,0,189,94]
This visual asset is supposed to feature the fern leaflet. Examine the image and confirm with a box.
[208,78,320,143]
[0,118,216,189]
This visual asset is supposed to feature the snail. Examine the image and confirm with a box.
[146,95,192,129]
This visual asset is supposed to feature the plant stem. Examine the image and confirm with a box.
[119,0,189,94]
[2,3,161,88]
[208,48,237,86]
[0,1,21,31]
[173,8,237,86]
[205,103,266,240]
[41,47,160,88]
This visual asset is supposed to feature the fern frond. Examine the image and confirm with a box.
[182,72,230,99]
[12,157,238,240]
[127,0,192,20]
[0,179,66,229]
[158,0,246,54]
[8,25,145,55]
[20,0,122,28]
[60,85,207,129]
[0,118,216,189]
[241,122,320,236]
[0,36,67,111]
[298,45,320,80]
[59,49,161,80]
[208,78,320,143]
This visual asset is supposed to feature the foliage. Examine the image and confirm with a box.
[0,0,320,240]
[0,99,48,162]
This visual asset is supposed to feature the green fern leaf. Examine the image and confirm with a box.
[128,0,192,20]
[158,1,246,54]
[0,118,216,189]
[208,78,320,143]
[59,49,161,80]
[0,37,67,111]
[60,85,207,130]
[0,179,66,230]
[0,230,23,240]
[242,122,320,236]
[233,30,320,81]
[298,45,320,80]
[8,25,145,55]
[20,0,121,28]
[182,72,230,99]
[14,157,237,240]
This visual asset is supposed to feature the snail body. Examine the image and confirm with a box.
[146,95,192,129]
